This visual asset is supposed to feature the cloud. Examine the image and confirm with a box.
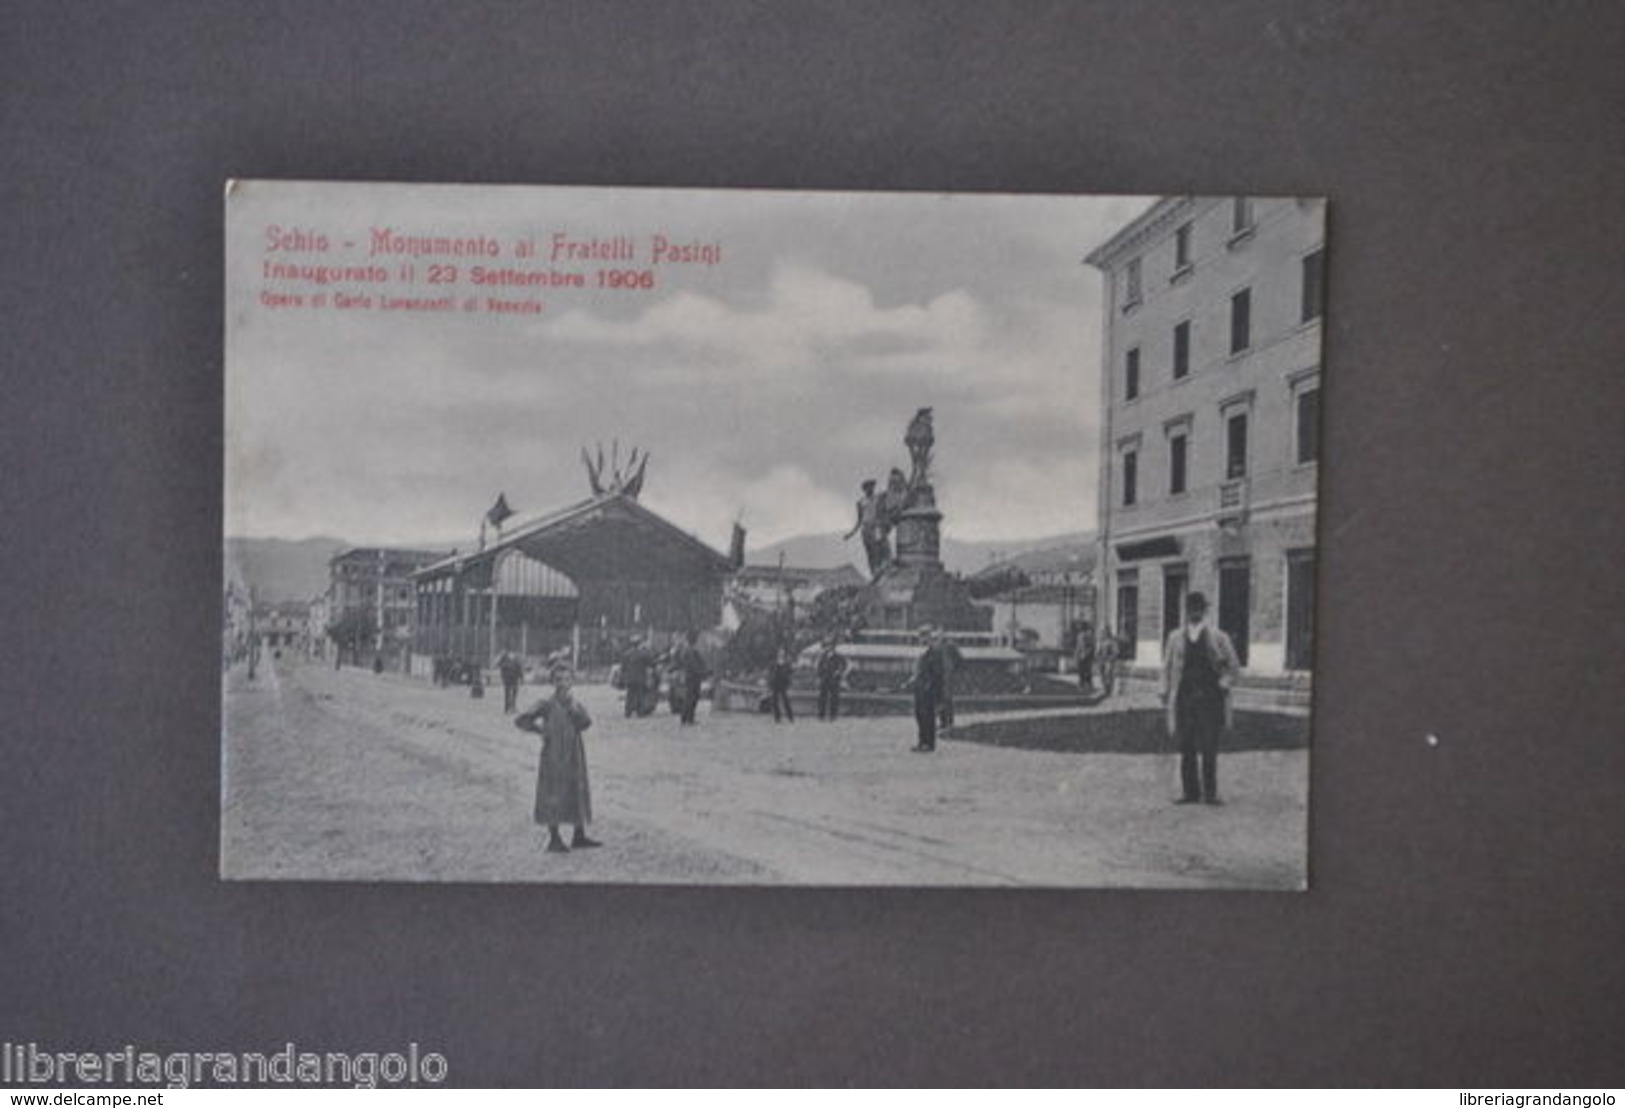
[641,462,850,551]
[224,185,1146,546]
[546,263,989,381]
[941,456,1097,544]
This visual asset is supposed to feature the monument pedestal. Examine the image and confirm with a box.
[860,483,989,633]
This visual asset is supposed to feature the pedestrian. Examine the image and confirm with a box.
[1162,592,1241,806]
[936,632,962,734]
[1075,621,1096,692]
[673,630,708,727]
[498,650,524,713]
[766,647,795,723]
[620,636,653,719]
[906,625,946,752]
[662,650,684,717]
[1096,631,1120,698]
[515,664,601,854]
[815,636,849,721]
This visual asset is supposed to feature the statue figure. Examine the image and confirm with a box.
[842,478,890,579]
[879,466,910,532]
[847,410,945,580]
[904,407,934,490]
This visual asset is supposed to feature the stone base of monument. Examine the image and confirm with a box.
[858,560,992,634]
[859,491,990,634]
[712,634,1104,718]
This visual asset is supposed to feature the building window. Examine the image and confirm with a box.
[1301,247,1325,322]
[1169,431,1188,495]
[1172,320,1190,380]
[1174,223,1192,271]
[1218,557,1251,667]
[1124,257,1142,307]
[1286,549,1316,671]
[1125,346,1140,400]
[1230,288,1251,354]
[1226,410,1249,478]
[1122,448,1138,507]
[1296,384,1320,465]
[1232,197,1254,235]
[1161,565,1188,643]
[1116,572,1139,662]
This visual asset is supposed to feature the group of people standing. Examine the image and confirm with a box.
[1072,621,1127,697]
[616,632,709,726]
[499,588,1242,860]
[760,626,964,754]
[764,637,853,724]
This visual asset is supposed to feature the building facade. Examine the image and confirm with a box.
[1086,196,1324,690]
[970,543,1096,658]
[327,546,447,661]
[410,492,735,675]
[253,602,309,652]
[728,563,866,612]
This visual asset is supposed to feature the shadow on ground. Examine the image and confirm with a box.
[956,708,1310,754]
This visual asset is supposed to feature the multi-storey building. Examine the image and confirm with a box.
[253,602,309,652]
[1085,197,1324,694]
[306,592,330,658]
[327,546,447,659]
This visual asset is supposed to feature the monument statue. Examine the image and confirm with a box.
[842,408,987,633]
[842,478,890,578]
[904,406,934,489]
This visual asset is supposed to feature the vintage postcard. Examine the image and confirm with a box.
[223,181,1323,887]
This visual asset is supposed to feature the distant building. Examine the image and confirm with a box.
[970,543,1096,656]
[328,546,447,663]
[254,601,309,651]
[728,563,866,611]
[1086,197,1324,691]
[305,592,330,658]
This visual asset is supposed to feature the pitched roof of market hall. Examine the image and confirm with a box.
[411,492,736,586]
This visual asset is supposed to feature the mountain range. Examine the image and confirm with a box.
[747,530,1094,577]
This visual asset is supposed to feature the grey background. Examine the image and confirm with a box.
[2,0,1622,1087]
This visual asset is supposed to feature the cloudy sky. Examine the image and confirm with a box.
[226,181,1153,552]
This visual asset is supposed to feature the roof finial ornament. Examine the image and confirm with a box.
[581,441,650,499]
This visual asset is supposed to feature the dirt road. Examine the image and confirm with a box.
[221,659,1308,887]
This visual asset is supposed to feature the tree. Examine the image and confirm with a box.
[326,608,376,665]
[804,583,868,641]
[720,602,792,677]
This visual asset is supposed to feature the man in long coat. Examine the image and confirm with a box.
[516,665,601,853]
[498,651,525,713]
[672,630,708,726]
[907,626,947,752]
[620,637,653,718]
[1162,592,1241,805]
[815,637,849,721]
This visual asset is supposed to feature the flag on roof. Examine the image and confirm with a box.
[486,493,515,528]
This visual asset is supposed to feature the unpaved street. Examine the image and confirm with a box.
[222,659,1308,887]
